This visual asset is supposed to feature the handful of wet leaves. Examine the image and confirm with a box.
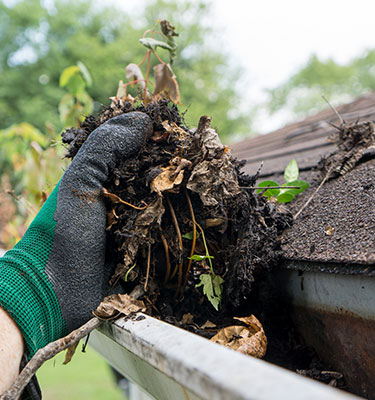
[63,99,292,358]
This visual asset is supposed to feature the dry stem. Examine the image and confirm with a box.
[294,168,333,220]
[159,229,172,284]
[1,318,101,400]
[166,196,184,281]
[103,188,148,210]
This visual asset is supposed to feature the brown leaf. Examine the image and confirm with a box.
[205,218,224,227]
[63,341,79,365]
[151,165,184,194]
[187,125,240,207]
[325,225,335,236]
[201,320,216,329]
[150,157,191,194]
[153,63,181,104]
[93,294,146,320]
[151,130,170,142]
[210,315,267,359]
[181,313,194,324]
[106,207,119,231]
[162,120,189,142]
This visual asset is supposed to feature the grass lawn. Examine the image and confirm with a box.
[37,345,125,400]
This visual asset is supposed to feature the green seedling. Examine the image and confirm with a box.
[257,159,309,203]
[185,225,223,311]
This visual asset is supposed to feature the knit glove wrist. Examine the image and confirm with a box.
[0,112,152,357]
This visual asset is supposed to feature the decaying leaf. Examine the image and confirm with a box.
[63,341,79,365]
[201,320,216,329]
[150,156,192,194]
[153,63,180,104]
[162,120,190,143]
[94,294,146,320]
[125,63,146,91]
[322,120,375,177]
[325,225,335,236]
[210,315,267,359]
[187,119,240,206]
[205,218,224,227]
[151,165,184,194]
[181,313,194,324]
[106,207,119,231]
[110,196,165,284]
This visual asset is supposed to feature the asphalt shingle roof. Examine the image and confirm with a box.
[231,93,375,265]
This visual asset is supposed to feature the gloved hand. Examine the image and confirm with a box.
[0,111,152,358]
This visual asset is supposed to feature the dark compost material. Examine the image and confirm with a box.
[62,100,292,319]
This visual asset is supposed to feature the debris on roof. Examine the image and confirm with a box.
[232,93,375,265]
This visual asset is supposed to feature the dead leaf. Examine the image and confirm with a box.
[205,218,224,227]
[94,294,146,320]
[106,207,119,231]
[153,63,180,104]
[162,120,190,143]
[125,63,146,91]
[201,320,216,329]
[210,315,267,359]
[187,123,240,206]
[325,225,335,236]
[151,165,184,194]
[63,341,79,365]
[151,130,170,142]
[150,157,191,194]
[110,196,165,284]
[181,313,194,324]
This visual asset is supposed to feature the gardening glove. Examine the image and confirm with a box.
[0,111,153,359]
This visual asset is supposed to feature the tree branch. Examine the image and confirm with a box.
[1,318,102,400]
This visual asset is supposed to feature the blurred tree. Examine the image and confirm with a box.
[0,0,251,141]
[267,51,375,117]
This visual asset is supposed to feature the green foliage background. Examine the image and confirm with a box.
[0,0,250,141]
[268,51,375,117]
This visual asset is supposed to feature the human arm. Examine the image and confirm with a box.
[0,112,152,395]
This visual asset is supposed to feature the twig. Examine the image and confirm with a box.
[1,318,101,400]
[159,229,172,284]
[322,95,345,125]
[166,196,183,253]
[294,168,332,220]
[166,197,184,281]
[144,241,152,291]
[180,189,197,296]
[240,186,301,190]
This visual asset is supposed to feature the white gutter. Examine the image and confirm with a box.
[90,314,359,400]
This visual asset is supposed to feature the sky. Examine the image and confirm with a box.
[116,0,375,132]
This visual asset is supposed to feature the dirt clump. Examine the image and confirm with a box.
[62,100,292,322]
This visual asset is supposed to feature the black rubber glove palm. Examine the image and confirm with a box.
[0,111,152,357]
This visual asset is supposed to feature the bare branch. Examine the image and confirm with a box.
[1,318,102,400]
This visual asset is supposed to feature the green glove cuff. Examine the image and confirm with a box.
[0,182,66,358]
